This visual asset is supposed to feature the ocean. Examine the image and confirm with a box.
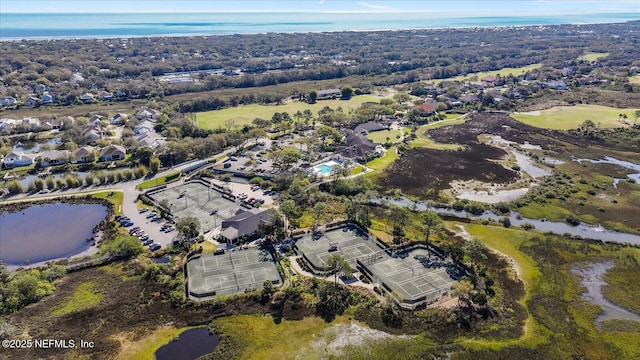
[0,12,639,40]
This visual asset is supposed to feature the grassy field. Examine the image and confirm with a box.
[136,172,181,190]
[52,281,103,316]
[196,95,385,129]
[212,314,346,360]
[408,116,467,150]
[364,146,398,176]
[366,129,402,144]
[93,190,124,214]
[512,105,639,130]
[578,52,609,62]
[432,64,542,84]
[629,75,640,85]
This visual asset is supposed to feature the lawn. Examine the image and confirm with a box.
[211,314,347,360]
[365,146,398,175]
[136,171,181,190]
[52,281,103,316]
[196,95,384,129]
[512,105,639,130]
[432,63,542,84]
[578,52,609,62]
[366,129,402,144]
[93,190,124,214]
[408,116,467,150]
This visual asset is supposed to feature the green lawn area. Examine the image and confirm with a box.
[52,282,103,316]
[629,75,640,85]
[432,64,542,84]
[365,146,398,175]
[115,326,200,360]
[196,95,384,129]
[512,105,639,130]
[211,314,348,360]
[136,171,181,190]
[366,129,402,144]
[93,190,124,214]
[349,165,364,176]
[578,52,609,62]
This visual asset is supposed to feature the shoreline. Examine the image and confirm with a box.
[1,17,638,41]
[3,240,100,272]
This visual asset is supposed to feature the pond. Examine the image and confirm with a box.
[19,171,89,188]
[155,328,219,360]
[574,155,640,184]
[572,261,640,326]
[12,138,62,154]
[0,203,107,266]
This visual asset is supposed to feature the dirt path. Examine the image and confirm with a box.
[455,224,523,282]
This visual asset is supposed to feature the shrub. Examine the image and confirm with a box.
[566,214,581,226]
[521,222,535,230]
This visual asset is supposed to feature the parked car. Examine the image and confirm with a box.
[164,227,175,233]
[146,212,156,218]
[149,244,162,251]
[139,235,149,241]
[142,239,154,246]
[38,189,50,194]
[223,163,232,168]
[139,208,149,213]
[122,222,134,227]
[129,227,141,234]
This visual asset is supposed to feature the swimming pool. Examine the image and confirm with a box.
[313,160,339,176]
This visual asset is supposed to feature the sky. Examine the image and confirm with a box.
[1,1,639,14]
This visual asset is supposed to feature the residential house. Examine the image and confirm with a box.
[316,88,341,100]
[137,108,162,121]
[72,146,96,163]
[24,96,41,108]
[89,115,103,126]
[110,113,128,125]
[97,91,113,101]
[460,94,479,104]
[35,83,50,93]
[72,73,85,83]
[218,208,276,244]
[41,93,53,105]
[134,132,166,149]
[134,120,155,135]
[80,93,95,103]
[100,145,126,161]
[21,117,40,130]
[82,126,103,143]
[39,150,70,167]
[2,151,36,169]
[541,80,568,91]
[0,118,17,132]
[0,97,17,108]
[413,104,435,115]
[354,121,385,135]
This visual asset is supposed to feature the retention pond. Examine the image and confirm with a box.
[0,203,107,266]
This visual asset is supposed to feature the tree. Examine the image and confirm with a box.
[176,216,201,240]
[309,90,318,103]
[464,238,487,265]
[6,180,24,194]
[149,156,161,173]
[422,212,444,243]
[312,202,327,230]
[340,86,353,100]
[103,235,144,258]
[326,254,352,288]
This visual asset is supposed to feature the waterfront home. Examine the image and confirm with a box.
[2,151,37,169]
[100,145,126,161]
[72,146,96,164]
[39,150,70,167]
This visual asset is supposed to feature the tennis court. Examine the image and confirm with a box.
[294,225,385,271]
[149,182,244,232]
[187,248,282,300]
[363,247,462,307]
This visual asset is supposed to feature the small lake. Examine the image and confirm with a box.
[572,261,640,326]
[155,328,219,360]
[13,138,62,154]
[0,203,107,266]
[574,155,640,184]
